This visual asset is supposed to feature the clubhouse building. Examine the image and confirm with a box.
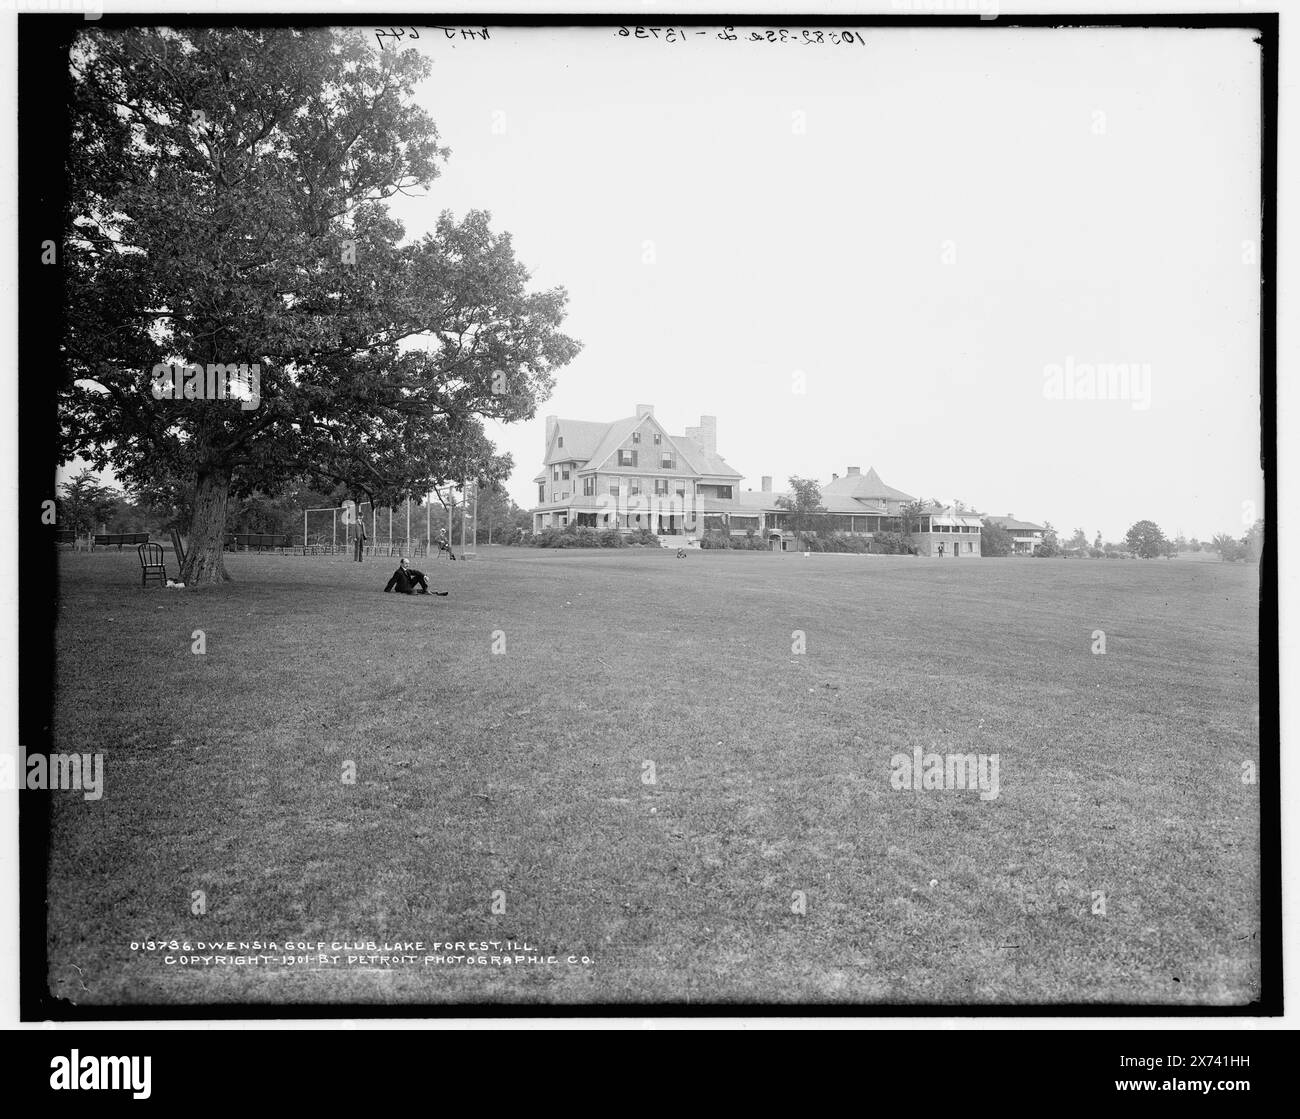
[530,404,988,555]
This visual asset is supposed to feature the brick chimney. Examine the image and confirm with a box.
[847,466,861,476]
[636,404,654,418]
[761,476,772,492]
[545,415,558,448]
[685,415,717,454]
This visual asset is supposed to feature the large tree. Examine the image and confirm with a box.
[60,28,580,584]
[1125,519,1168,559]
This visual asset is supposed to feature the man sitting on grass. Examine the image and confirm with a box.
[383,557,446,595]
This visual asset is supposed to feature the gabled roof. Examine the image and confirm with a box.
[544,419,610,466]
[821,467,914,503]
[577,416,644,473]
[986,516,1044,532]
[674,435,742,479]
[549,412,742,479]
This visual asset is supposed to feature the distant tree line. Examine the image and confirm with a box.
[56,467,531,546]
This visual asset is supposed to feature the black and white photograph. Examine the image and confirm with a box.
[6,1,1288,1049]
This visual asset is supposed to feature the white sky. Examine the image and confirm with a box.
[380,24,1264,541]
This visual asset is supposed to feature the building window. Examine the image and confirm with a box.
[632,431,640,444]
[552,467,559,482]
[654,433,661,445]
[558,436,564,448]
[538,483,545,504]
[583,476,595,496]
[562,467,570,481]
[551,490,558,503]
[675,481,686,497]
[618,449,638,467]
[630,479,642,496]
[654,479,669,496]
[609,483,619,496]
[716,485,733,500]
[661,453,675,470]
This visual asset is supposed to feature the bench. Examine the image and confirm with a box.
[223,532,292,552]
[93,532,150,551]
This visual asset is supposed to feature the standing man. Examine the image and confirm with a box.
[354,515,367,562]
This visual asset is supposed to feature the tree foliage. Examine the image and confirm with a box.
[60,28,580,584]
[1243,518,1264,563]
[980,518,1013,557]
[1211,533,1242,561]
[1210,521,1263,563]
[898,499,927,537]
[56,468,121,535]
[775,476,827,549]
[1125,519,1168,559]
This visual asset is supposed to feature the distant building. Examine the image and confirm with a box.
[904,502,985,558]
[531,405,741,537]
[984,514,1046,555]
[529,406,986,555]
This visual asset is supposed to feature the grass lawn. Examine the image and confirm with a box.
[44,547,1261,1006]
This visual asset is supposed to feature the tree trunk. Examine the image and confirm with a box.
[181,468,233,585]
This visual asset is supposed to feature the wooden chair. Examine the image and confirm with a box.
[138,542,167,587]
